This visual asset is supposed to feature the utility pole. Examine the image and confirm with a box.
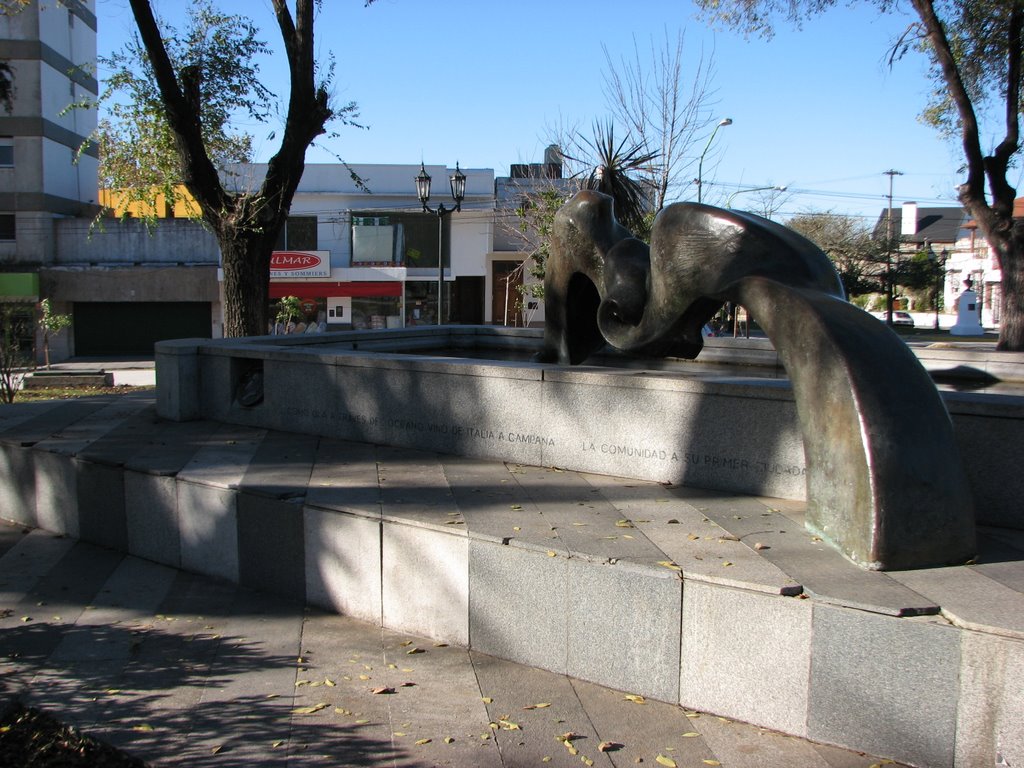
[883,169,903,326]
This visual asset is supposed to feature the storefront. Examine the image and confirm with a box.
[269,279,405,330]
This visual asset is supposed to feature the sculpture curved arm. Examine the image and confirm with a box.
[733,276,975,569]
[537,190,976,570]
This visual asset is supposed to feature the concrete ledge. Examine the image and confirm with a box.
[157,328,1024,529]
[3,395,1022,768]
[23,370,113,388]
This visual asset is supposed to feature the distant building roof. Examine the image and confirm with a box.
[873,203,967,244]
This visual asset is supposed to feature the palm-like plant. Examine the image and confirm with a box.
[570,121,658,238]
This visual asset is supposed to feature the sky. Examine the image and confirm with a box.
[93,0,1000,224]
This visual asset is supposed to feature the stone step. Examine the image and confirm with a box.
[0,526,911,768]
[0,393,1020,767]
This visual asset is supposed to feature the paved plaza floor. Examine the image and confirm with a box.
[0,520,907,768]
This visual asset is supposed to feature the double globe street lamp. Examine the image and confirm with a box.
[415,162,467,325]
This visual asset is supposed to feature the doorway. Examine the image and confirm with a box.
[492,261,525,327]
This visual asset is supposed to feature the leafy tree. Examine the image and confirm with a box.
[273,295,303,332]
[504,183,578,301]
[694,0,1024,350]
[102,0,365,337]
[0,305,31,404]
[95,0,268,213]
[37,299,71,370]
[787,211,887,296]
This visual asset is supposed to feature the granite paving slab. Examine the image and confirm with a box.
[377,444,463,529]
[583,472,803,595]
[676,486,940,615]
[889,564,1024,639]
[571,676,718,768]
[0,397,122,447]
[443,456,569,554]
[0,399,66,435]
[304,437,382,516]
[508,463,668,563]
[237,429,319,500]
[175,423,267,490]
[32,395,154,456]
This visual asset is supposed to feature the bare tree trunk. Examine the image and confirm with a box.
[997,225,1024,350]
[220,233,272,338]
[910,0,1023,350]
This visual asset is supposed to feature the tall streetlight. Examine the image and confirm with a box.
[696,118,732,204]
[883,169,903,326]
[415,162,466,325]
[726,185,787,211]
[927,242,949,331]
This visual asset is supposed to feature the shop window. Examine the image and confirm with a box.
[351,211,448,268]
[404,281,453,325]
[275,216,318,250]
[0,214,14,241]
[350,296,402,330]
[0,138,12,168]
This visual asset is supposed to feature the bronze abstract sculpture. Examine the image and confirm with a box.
[539,190,975,570]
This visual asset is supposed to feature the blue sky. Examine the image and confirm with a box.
[95,0,995,223]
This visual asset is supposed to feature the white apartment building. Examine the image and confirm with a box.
[0,0,98,290]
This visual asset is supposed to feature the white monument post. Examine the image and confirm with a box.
[950,277,985,336]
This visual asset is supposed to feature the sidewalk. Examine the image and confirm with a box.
[31,357,156,387]
[0,520,905,768]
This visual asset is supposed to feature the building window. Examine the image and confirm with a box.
[275,216,318,250]
[351,211,447,268]
[0,138,12,168]
[0,214,14,241]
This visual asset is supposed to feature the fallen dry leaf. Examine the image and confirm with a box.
[656,755,678,767]
[522,703,551,710]
[624,694,646,704]
[292,703,329,715]
[598,741,622,752]
[682,731,700,737]
[415,738,431,745]
[370,686,395,695]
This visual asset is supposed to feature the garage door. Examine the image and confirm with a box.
[74,302,212,356]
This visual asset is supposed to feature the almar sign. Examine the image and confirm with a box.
[269,251,331,279]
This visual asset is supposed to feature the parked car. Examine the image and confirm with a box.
[892,311,915,327]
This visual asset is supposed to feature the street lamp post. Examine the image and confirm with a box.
[927,244,949,331]
[726,185,787,211]
[415,162,466,325]
[696,118,732,204]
